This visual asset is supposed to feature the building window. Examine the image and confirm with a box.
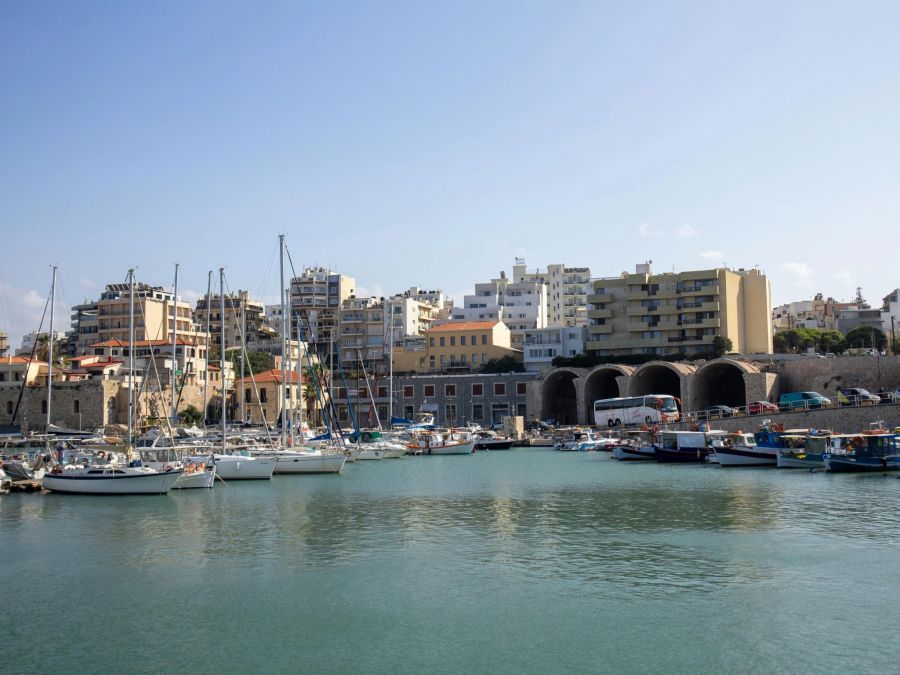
[450,336,456,346]
[260,388,268,403]
[439,337,446,347]
[472,383,483,396]
[338,405,348,422]
[403,386,413,398]
[74,400,80,414]
[358,388,367,399]
[494,383,506,396]
[429,337,435,347]
[481,335,487,345]
[424,384,435,397]
[472,354,478,365]
[7,401,13,415]
[41,400,47,414]
[517,403,527,416]
[445,384,456,396]
[471,335,477,345]
[460,335,466,346]
[377,386,388,398]
[429,355,436,369]
[245,388,252,403]
[516,382,527,395]
[404,405,414,419]
[337,387,346,399]
[472,403,484,420]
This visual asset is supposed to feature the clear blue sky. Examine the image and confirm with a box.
[2,1,899,346]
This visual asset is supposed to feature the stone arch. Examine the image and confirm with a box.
[690,358,758,411]
[541,368,581,425]
[583,365,634,423]
[629,361,694,404]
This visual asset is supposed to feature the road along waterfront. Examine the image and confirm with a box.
[3,448,899,674]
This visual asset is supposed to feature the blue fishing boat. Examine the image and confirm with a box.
[824,433,900,473]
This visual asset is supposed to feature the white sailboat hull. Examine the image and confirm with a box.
[207,455,276,480]
[274,451,346,474]
[715,446,777,467]
[42,469,181,495]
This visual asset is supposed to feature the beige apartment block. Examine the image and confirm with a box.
[392,320,522,373]
[94,282,202,348]
[194,290,267,351]
[586,263,772,357]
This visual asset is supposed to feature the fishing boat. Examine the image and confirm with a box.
[407,432,474,455]
[712,431,777,467]
[612,431,656,461]
[653,431,713,463]
[775,432,848,469]
[473,430,514,450]
[824,433,900,473]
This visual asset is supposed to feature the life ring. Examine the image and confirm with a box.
[771,423,784,433]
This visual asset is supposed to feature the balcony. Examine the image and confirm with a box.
[587,324,612,334]
[625,289,647,301]
[677,284,719,296]
[589,308,612,319]
[588,293,613,304]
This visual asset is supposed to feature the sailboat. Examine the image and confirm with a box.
[43,268,182,495]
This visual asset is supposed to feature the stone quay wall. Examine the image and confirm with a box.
[667,403,900,435]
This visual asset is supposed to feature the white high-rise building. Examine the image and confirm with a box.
[452,271,548,347]
[512,262,592,328]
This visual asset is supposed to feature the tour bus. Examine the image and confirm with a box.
[593,395,680,427]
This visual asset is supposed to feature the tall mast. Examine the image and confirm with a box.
[127,268,135,451]
[46,265,57,431]
[202,270,212,425]
[170,262,179,423]
[388,308,394,425]
[279,234,287,448]
[219,267,226,453]
[240,297,246,424]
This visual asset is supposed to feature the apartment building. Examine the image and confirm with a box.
[90,337,209,389]
[69,300,99,356]
[89,282,201,349]
[338,297,386,369]
[513,262,592,327]
[194,290,266,351]
[585,263,772,357]
[882,289,899,341]
[289,267,355,360]
[0,332,8,357]
[236,369,309,427]
[452,271,548,347]
[392,320,522,373]
[522,326,585,372]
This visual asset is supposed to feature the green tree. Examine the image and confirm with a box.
[179,404,203,425]
[226,349,275,379]
[844,326,887,350]
[712,335,733,357]
[816,329,846,354]
[481,355,525,373]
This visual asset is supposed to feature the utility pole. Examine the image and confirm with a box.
[891,315,896,355]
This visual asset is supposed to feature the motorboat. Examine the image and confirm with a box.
[473,431,514,451]
[776,432,848,469]
[612,431,657,461]
[42,464,181,495]
[825,433,900,473]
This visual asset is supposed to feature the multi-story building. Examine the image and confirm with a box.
[522,326,585,372]
[385,288,449,342]
[338,297,386,370]
[881,289,899,343]
[771,293,846,332]
[289,267,356,360]
[452,271,548,347]
[330,371,537,429]
[835,307,885,335]
[236,369,309,427]
[91,282,200,348]
[15,330,67,357]
[392,320,522,374]
[513,262,592,327]
[0,355,49,386]
[0,331,8,357]
[585,262,772,357]
[89,337,209,389]
[194,290,266,352]
[69,299,99,356]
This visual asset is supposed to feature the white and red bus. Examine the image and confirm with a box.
[593,395,680,427]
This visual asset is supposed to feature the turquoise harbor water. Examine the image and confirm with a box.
[3,449,899,674]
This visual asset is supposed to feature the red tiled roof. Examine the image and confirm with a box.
[429,321,499,332]
[1,356,45,365]
[238,369,300,384]
[83,360,123,369]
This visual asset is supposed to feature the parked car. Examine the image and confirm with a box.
[837,387,880,406]
[705,404,736,419]
[778,391,831,411]
[748,400,778,415]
